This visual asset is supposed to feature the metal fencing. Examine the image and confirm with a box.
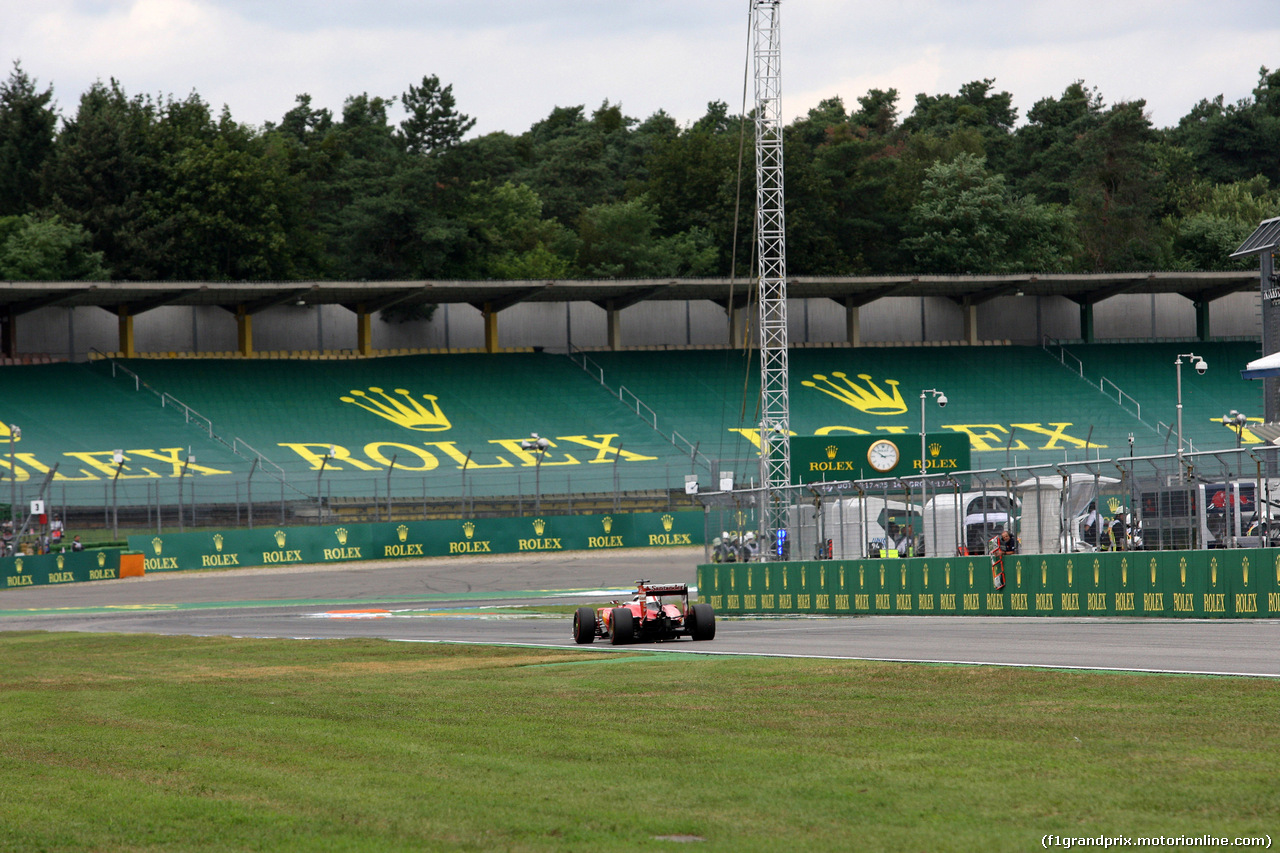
[698,445,1280,562]
[1,458,705,548]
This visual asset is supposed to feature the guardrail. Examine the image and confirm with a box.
[567,345,713,472]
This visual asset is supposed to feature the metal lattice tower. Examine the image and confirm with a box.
[753,0,791,548]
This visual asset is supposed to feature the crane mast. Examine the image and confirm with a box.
[752,0,791,552]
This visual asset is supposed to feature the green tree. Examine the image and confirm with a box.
[642,101,745,275]
[41,80,161,279]
[399,74,475,157]
[1170,67,1280,186]
[0,213,109,279]
[575,196,716,278]
[1068,100,1168,271]
[1168,177,1280,270]
[902,79,1017,170]
[903,153,1075,273]
[460,181,574,279]
[0,62,57,216]
[1008,81,1105,204]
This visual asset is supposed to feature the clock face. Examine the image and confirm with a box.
[867,439,900,472]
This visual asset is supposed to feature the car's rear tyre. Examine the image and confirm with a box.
[573,607,596,644]
[610,607,634,645]
[690,603,716,641]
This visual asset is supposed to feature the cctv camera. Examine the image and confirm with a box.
[1195,359,1207,375]
[937,394,947,408]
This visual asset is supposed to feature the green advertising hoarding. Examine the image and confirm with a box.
[1,549,126,590]
[698,547,1280,618]
[790,434,970,484]
[127,511,702,573]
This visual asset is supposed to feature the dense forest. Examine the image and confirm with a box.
[1,61,1279,285]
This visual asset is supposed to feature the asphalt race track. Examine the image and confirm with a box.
[2,547,1279,678]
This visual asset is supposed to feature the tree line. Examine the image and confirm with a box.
[2,61,1279,288]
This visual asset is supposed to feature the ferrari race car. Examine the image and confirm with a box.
[573,580,715,645]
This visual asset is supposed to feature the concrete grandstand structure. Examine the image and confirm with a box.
[0,273,1270,549]
[0,272,1262,361]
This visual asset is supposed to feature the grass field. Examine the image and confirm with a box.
[1,632,1276,852]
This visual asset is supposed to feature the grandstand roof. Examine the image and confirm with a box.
[0,271,1260,316]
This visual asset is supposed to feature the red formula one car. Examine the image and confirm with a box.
[573,580,715,645]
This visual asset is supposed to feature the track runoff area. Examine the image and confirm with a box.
[1,547,1278,678]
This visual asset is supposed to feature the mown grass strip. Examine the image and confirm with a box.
[0,632,1275,852]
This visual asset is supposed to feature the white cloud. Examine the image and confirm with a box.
[2,0,1278,135]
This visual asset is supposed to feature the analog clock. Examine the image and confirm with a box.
[867,439,900,472]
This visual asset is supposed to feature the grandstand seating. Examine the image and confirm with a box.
[1,341,1264,509]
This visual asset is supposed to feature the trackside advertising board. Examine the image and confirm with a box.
[699,548,1280,619]
[790,434,970,484]
[0,549,127,589]
[127,511,701,573]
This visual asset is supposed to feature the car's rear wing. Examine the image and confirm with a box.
[638,582,688,596]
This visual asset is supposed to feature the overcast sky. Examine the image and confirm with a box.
[4,0,1279,137]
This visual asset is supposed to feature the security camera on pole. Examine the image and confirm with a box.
[919,389,947,480]
[1174,353,1207,481]
[520,433,550,515]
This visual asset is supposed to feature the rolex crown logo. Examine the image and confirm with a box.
[533,518,546,536]
[397,524,408,543]
[662,514,674,532]
[602,516,613,534]
[152,537,163,556]
[97,552,106,567]
[929,443,941,457]
[340,387,452,432]
[14,558,21,572]
[213,533,224,552]
[56,554,64,570]
[825,445,838,460]
[801,372,907,415]
[463,521,475,539]
[335,528,348,546]
[274,530,287,548]
[1106,497,1122,514]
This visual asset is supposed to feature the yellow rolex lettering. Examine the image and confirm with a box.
[489,439,580,467]
[943,425,1010,452]
[62,451,160,478]
[277,443,379,471]
[0,458,31,482]
[556,434,657,463]
[127,448,232,477]
[1010,422,1101,450]
[421,441,513,469]
[363,442,440,471]
[14,452,97,481]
